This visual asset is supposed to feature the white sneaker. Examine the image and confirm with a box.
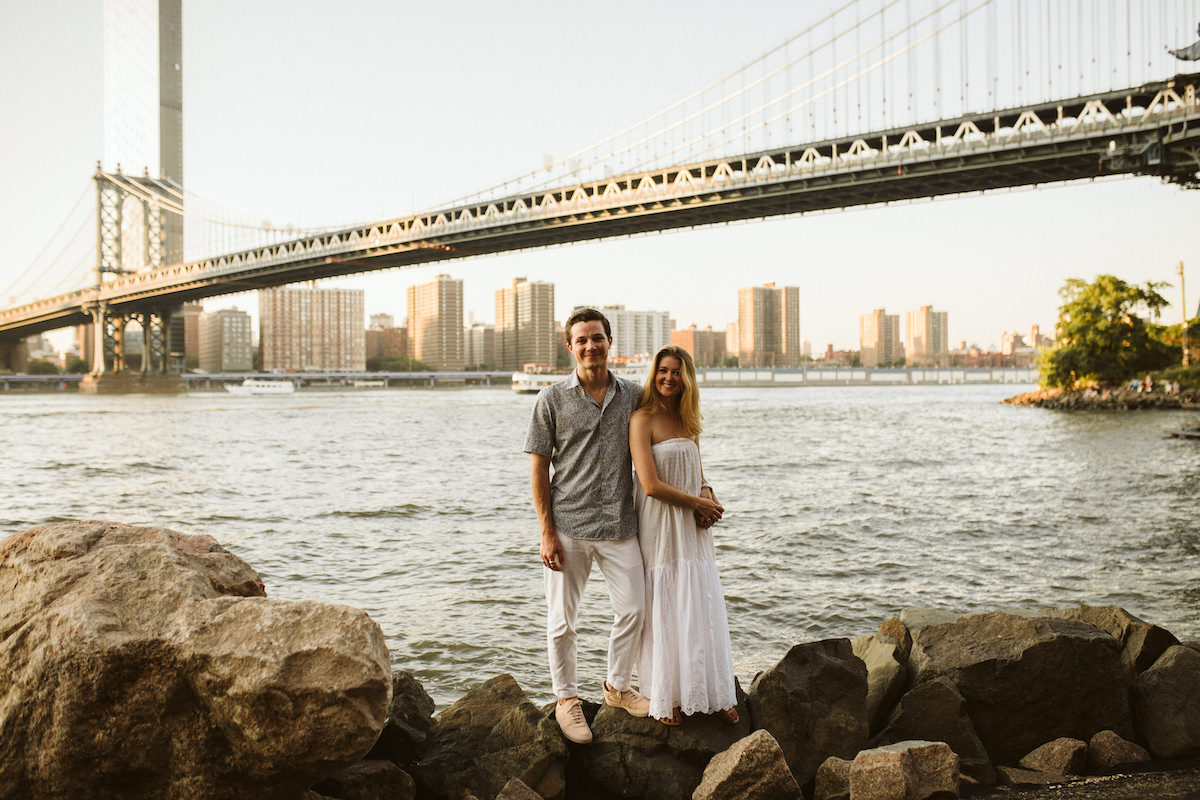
[603,681,650,718]
[555,697,593,744]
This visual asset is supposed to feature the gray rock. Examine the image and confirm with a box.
[495,777,544,800]
[872,676,994,785]
[746,639,868,787]
[0,521,391,800]
[1018,737,1087,776]
[1133,645,1200,759]
[848,740,959,800]
[813,756,851,800]
[899,608,960,634]
[410,674,567,800]
[852,634,908,735]
[1087,729,1150,772]
[576,691,751,800]
[995,765,1066,786]
[908,611,1134,767]
[1044,605,1179,677]
[691,729,801,800]
[366,671,435,766]
[311,760,414,800]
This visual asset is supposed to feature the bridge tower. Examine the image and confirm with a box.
[80,0,185,393]
[80,167,185,393]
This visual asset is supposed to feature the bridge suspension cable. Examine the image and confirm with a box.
[432,0,1200,216]
[1,184,94,306]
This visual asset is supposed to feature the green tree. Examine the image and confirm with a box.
[366,355,432,372]
[25,358,60,375]
[1039,274,1176,388]
[64,357,89,374]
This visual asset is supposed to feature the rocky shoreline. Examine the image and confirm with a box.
[3,521,1199,800]
[1004,386,1200,411]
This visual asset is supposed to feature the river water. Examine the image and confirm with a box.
[3,384,1198,706]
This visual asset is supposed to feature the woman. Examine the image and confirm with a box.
[630,345,738,725]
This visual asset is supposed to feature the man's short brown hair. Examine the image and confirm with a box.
[565,307,611,344]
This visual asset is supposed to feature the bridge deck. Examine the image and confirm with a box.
[3,73,1198,339]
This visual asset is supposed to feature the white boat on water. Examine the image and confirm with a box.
[511,358,650,394]
[225,378,295,395]
[511,369,566,394]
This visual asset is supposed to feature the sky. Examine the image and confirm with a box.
[2,0,1200,354]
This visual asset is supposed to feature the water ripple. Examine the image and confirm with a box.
[2,385,1199,706]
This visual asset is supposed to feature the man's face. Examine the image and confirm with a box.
[567,320,611,370]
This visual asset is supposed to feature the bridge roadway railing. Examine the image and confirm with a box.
[2,73,1198,337]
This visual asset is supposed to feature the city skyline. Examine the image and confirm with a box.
[3,1,1199,355]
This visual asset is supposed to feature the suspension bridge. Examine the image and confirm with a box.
[2,0,1199,386]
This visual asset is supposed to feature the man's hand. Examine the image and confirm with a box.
[541,532,565,571]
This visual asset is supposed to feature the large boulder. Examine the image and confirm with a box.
[311,760,415,800]
[1132,645,1200,759]
[852,633,908,735]
[908,611,1133,766]
[1087,730,1150,772]
[1018,737,1087,776]
[575,695,752,800]
[813,756,851,800]
[0,521,391,800]
[1043,605,1179,676]
[691,729,800,800]
[366,671,435,766]
[872,676,993,785]
[848,741,959,800]
[409,674,567,800]
[746,638,868,787]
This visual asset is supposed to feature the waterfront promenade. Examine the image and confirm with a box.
[0,366,1037,391]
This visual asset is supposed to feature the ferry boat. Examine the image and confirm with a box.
[225,378,296,395]
[511,357,651,394]
[511,364,566,394]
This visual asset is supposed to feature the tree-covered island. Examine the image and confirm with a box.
[1007,273,1200,409]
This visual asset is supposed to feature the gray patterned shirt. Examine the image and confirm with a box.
[524,370,641,541]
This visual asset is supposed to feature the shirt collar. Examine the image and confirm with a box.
[566,368,613,389]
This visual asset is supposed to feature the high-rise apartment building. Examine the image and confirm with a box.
[495,278,555,371]
[407,274,464,371]
[670,324,727,367]
[369,313,395,330]
[860,308,901,367]
[905,306,949,366]
[736,283,801,367]
[584,305,671,360]
[198,308,253,372]
[260,286,365,372]
[466,322,496,369]
[181,303,202,360]
[365,326,408,360]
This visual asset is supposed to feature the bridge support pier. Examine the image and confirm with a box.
[0,339,28,373]
[80,303,184,394]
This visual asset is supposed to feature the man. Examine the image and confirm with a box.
[524,307,650,744]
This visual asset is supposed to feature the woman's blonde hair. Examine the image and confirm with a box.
[638,345,703,437]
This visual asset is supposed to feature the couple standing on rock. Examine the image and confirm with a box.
[524,307,739,744]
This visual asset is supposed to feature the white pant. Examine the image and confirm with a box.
[545,533,645,699]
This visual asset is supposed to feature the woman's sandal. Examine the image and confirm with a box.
[657,708,683,726]
[716,707,739,725]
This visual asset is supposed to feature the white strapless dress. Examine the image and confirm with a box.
[635,437,736,719]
